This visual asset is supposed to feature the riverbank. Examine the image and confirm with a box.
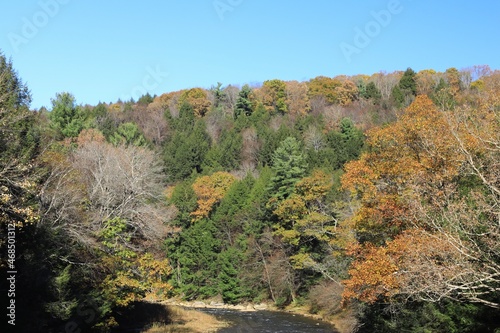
[158,299,355,333]
[141,305,228,333]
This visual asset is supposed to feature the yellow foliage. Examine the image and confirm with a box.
[273,170,336,246]
[178,88,211,117]
[190,172,236,221]
[296,169,333,201]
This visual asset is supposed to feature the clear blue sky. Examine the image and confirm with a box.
[1,0,499,109]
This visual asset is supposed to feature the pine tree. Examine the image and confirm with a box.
[49,92,85,138]
[268,137,307,201]
[234,84,253,117]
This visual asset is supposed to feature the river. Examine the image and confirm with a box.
[198,308,339,333]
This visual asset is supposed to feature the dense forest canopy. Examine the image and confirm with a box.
[1,51,499,332]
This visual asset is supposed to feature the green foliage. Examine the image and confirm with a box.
[432,77,456,110]
[262,79,288,114]
[172,102,195,132]
[365,81,382,103]
[164,119,211,181]
[306,120,363,172]
[95,108,117,140]
[44,265,78,321]
[109,122,148,147]
[358,301,500,333]
[167,219,221,300]
[169,179,198,227]
[203,128,242,172]
[211,82,226,108]
[235,84,253,117]
[268,136,307,201]
[0,52,31,110]
[5,54,499,333]
[339,117,364,161]
[137,93,154,105]
[357,79,367,98]
[391,85,404,107]
[213,175,255,225]
[399,67,417,95]
[217,247,249,304]
[99,217,135,258]
[92,102,108,118]
[392,68,417,107]
[49,92,85,137]
[258,124,300,167]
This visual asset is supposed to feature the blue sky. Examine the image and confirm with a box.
[1,0,499,109]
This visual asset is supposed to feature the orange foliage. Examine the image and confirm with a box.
[190,172,236,221]
[343,229,466,304]
[341,159,377,200]
[76,128,106,146]
[273,170,335,246]
[334,80,358,106]
[285,80,310,115]
[342,243,399,303]
[341,80,500,308]
[307,76,342,104]
[178,88,211,117]
[296,169,333,201]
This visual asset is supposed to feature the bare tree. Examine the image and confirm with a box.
[395,89,500,308]
[41,139,170,250]
[303,125,324,151]
[371,71,401,100]
[131,102,169,145]
[241,127,260,171]
[223,85,240,114]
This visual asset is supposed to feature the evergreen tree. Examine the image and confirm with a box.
[164,119,211,181]
[365,81,382,103]
[109,122,148,147]
[167,219,220,300]
[137,93,154,105]
[217,247,248,304]
[392,68,417,107]
[357,79,367,99]
[169,180,198,228]
[0,53,31,110]
[49,92,85,138]
[211,82,226,108]
[173,102,195,133]
[340,117,364,162]
[268,137,307,201]
[399,67,417,95]
[234,84,253,117]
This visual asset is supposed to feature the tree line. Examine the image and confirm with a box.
[1,50,499,332]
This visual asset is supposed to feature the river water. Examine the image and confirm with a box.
[198,308,339,333]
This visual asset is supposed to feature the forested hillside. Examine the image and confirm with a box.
[1,51,499,332]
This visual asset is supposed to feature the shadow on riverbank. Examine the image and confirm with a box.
[113,301,227,333]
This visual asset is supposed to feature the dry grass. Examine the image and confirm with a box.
[329,307,360,333]
[142,305,228,333]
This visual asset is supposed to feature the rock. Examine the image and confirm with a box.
[232,304,246,311]
[193,301,206,308]
[253,303,268,310]
[209,301,224,307]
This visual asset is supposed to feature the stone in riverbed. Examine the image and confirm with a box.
[209,301,224,307]
[192,301,206,307]
[253,303,268,310]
